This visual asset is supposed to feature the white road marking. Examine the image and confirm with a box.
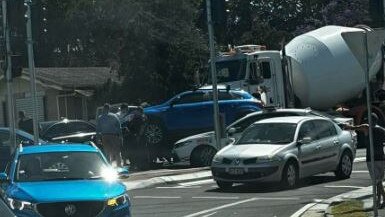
[183,197,299,217]
[257,197,300,200]
[192,196,239,200]
[312,199,324,203]
[182,198,259,217]
[179,179,215,186]
[134,196,181,199]
[324,185,365,189]
[354,157,366,162]
[202,212,217,217]
[156,186,201,189]
[352,170,369,173]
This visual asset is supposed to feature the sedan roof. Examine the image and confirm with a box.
[256,116,326,124]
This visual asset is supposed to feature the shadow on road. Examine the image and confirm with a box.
[207,174,339,193]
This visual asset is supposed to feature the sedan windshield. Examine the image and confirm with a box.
[16,152,108,182]
[237,123,297,145]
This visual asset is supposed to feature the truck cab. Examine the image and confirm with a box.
[212,45,286,108]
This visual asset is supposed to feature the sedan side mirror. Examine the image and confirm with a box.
[227,127,236,136]
[0,173,9,183]
[297,137,312,146]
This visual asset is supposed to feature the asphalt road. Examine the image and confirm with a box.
[129,149,371,217]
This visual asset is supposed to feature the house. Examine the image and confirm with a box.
[0,67,119,127]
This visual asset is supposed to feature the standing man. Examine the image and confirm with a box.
[18,111,33,135]
[365,113,385,209]
[96,103,123,167]
[346,113,385,208]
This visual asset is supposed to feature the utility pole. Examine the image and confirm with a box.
[206,0,221,150]
[362,29,378,217]
[25,0,39,143]
[2,0,17,153]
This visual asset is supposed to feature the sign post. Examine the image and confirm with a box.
[25,0,39,143]
[206,0,221,150]
[362,29,378,217]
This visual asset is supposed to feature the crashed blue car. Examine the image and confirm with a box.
[0,144,130,217]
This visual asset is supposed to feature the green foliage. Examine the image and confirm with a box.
[33,0,208,105]
[24,0,374,106]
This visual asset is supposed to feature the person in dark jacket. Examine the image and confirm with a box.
[346,113,385,208]
[18,111,33,134]
[364,114,385,208]
[127,107,149,169]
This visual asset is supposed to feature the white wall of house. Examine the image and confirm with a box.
[0,78,47,127]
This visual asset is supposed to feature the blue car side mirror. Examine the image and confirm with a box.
[116,167,129,179]
[0,172,9,182]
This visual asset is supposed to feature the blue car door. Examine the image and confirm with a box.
[217,91,240,125]
[164,92,212,131]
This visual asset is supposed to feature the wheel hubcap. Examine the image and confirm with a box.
[287,165,296,186]
[201,148,215,166]
[341,155,352,175]
[145,124,163,144]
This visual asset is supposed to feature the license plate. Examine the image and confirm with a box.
[228,168,244,175]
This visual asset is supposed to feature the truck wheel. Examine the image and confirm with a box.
[190,146,217,167]
[144,120,165,146]
[281,161,298,189]
[216,181,233,190]
[334,151,353,179]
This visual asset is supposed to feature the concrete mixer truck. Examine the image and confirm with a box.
[212,25,385,126]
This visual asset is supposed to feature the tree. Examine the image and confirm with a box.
[42,0,208,104]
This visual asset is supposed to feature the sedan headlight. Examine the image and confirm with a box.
[107,193,130,207]
[7,198,34,211]
[212,155,223,163]
[244,156,281,164]
[256,156,281,163]
[174,141,192,149]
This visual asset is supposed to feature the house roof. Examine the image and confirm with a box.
[26,67,118,89]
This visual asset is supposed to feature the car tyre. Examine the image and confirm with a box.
[144,119,165,146]
[216,181,233,190]
[190,146,217,167]
[281,161,298,189]
[334,151,353,179]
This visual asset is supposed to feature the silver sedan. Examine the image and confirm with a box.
[211,116,357,189]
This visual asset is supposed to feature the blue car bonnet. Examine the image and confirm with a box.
[8,180,126,203]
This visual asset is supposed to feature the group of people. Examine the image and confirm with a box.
[96,103,147,169]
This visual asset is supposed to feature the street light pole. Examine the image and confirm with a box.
[206,0,221,150]
[2,0,17,153]
[25,0,39,143]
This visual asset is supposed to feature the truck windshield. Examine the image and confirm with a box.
[209,59,246,83]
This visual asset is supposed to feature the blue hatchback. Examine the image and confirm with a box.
[143,87,262,148]
[0,144,131,217]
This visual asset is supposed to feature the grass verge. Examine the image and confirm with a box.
[330,200,368,217]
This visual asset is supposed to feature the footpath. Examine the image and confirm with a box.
[292,184,385,217]
[122,166,212,190]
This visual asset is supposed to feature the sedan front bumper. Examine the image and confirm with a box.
[211,164,283,183]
